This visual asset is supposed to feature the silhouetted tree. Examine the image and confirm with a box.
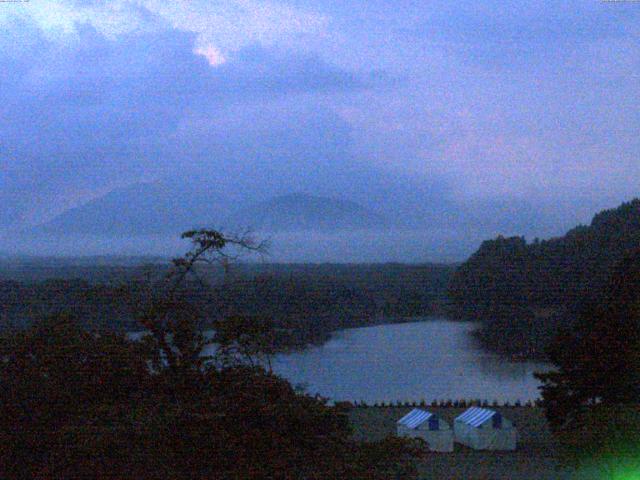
[0,313,152,479]
[449,198,640,358]
[536,249,640,429]
[0,230,424,479]
[212,314,278,370]
[131,229,267,373]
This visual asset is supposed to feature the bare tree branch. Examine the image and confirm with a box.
[130,229,268,371]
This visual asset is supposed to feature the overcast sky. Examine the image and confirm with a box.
[0,1,639,259]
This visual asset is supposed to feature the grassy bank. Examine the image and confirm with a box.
[349,406,573,480]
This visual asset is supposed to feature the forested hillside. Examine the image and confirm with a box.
[448,199,640,358]
[0,263,454,350]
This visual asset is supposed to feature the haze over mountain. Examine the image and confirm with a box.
[35,188,388,236]
[5,170,630,262]
[224,193,388,232]
[2,1,639,260]
[33,181,225,236]
[12,174,575,262]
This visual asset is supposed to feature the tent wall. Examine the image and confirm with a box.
[396,425,454,452]
[454,421,517,451]
[424,430,454,452]
[396,417,454,452]
[453,421,473,448]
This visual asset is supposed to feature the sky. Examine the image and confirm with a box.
[0,0,639,260]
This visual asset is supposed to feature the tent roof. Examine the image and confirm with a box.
[397,408,434,429]
[455,407,498,427]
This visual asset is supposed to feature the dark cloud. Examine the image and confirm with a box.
[212,46,387,97]
[0,2,637,260]
[0,18,386,228]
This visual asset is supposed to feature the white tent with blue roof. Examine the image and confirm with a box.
[454,407,517,451]
[396,408,453,452]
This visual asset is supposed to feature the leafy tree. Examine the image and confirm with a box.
[449,198,640,358]
[212,314,278,369]
[553,405,640,476]
[130,229,267,374]
[0,313,152,479]
[0,229,423,479]
[535,248,640,429]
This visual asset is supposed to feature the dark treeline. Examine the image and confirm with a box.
[537,247,640,425]
[0,263,454,350]
[0,255,166,283]
[0,231,423,479]
[448,198,640,358]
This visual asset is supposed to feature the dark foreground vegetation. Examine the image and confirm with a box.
[351,405,640,480]
[350,406,567,480]
[448,198,640,358]
[536,248,640,426]
[0,314,425,479]
[0,231,424,479]
[527,231,640,477]
[530,246,640,476]
[446,199,640,477]
[0,260,453,350]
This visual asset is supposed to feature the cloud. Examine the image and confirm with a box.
[1,0,327,60]
[195,45,227,66]
[0,16,387,229]
[410,0,639,67]
[0,0,638,256]
[142,0,327,57]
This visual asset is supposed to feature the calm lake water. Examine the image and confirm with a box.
[268,319,550,404]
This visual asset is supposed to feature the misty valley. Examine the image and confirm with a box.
[0,258,548,403]
[4,199,640,363]
[3,198,640,479]
[3,2,640,476]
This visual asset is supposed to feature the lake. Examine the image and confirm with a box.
[268,318,550,404]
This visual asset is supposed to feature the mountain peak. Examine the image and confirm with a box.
[225,193,388,232]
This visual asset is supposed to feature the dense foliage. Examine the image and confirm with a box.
[554,405,640,477]
[527,248,640,476]
[536,249,640,428]
[448,199,640,357]
[0,230,424,479]
[0,263,453,350]
[0,315,423,479]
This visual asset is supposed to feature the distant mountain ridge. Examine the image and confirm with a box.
[224,193,388,232]
[33,181,224,236]
[32,185,387,237]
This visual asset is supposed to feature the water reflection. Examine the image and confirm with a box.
[271,319,550,403]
